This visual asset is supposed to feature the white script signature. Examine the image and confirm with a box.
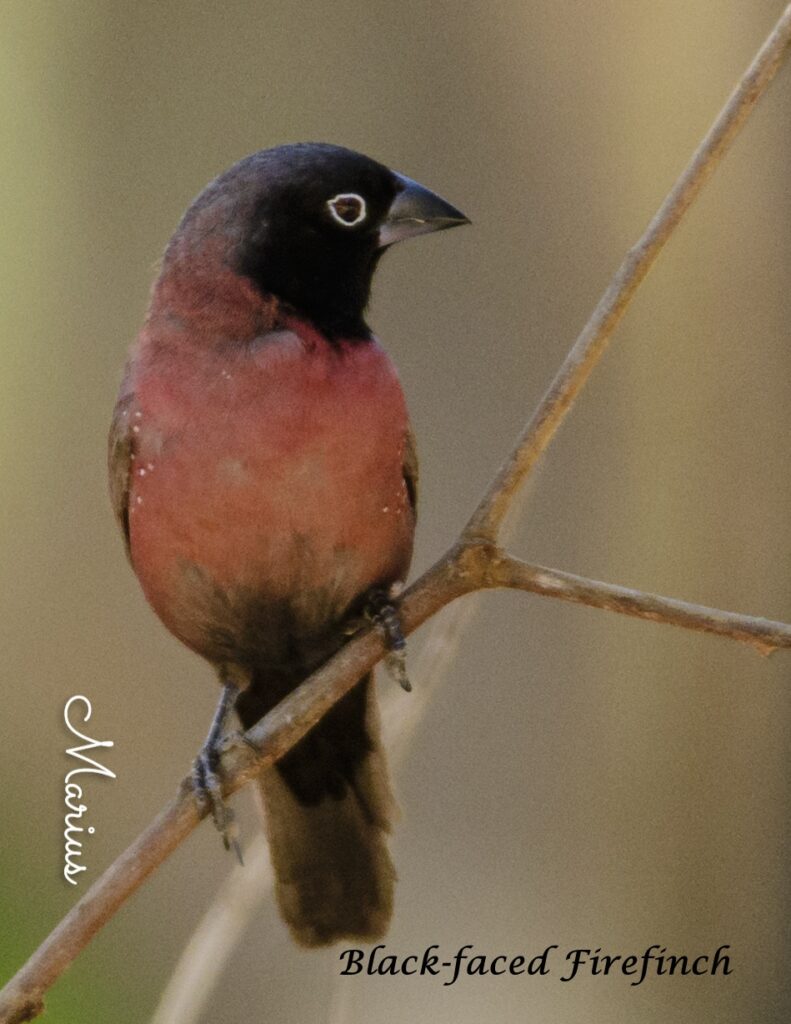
[63,695,115,885]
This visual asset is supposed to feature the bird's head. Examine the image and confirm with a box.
[165,143,469,339]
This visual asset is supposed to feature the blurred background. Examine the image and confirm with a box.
[2,0,790,1020]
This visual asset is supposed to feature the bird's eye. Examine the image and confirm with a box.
[327,193,367,227]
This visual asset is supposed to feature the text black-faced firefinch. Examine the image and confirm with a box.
[109,143,467,946]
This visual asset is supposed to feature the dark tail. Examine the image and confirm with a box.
[242,673,396,947]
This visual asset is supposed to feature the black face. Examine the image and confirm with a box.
[232,144,402,339]
[173,143,468,340]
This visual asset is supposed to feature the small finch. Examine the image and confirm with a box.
[109,143,467,946]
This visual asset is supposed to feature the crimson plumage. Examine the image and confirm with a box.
[109,143,466,945]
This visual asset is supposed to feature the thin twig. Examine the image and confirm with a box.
[149,838,270,1024]
[3,6,791,1022]
[148,834,273,1024]
[148,602,478,1024]
[488,555,791,657]
[463,3,791,543]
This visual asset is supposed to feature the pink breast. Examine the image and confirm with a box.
[127,322,414,654]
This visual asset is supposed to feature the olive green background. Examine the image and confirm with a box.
[2,1,790,1021]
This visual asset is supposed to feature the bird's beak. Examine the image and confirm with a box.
[378,173,470,248]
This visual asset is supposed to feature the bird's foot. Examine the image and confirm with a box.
[192,745,242,863]
[192,682,244,864]
[365,584,412,692]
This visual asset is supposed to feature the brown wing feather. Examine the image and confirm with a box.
[107,379,137,556]
[403,426,418,517]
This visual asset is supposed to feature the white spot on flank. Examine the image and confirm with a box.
[136,496,143,506]
[132,425,140,434]
[134,411,142,419]
[382,506,390,513]
[138,468,146,477]
[146,462,154,471]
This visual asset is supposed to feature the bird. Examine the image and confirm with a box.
[108,142,468,947]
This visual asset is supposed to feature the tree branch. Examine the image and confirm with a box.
[4,549,791,1021]
[488,554,791,657]
[4,5,791,1022]
[463,3,791,543]
[148,554,791,1024]
[149,598,480,1024]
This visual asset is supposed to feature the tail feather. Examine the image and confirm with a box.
[251,674,397,947]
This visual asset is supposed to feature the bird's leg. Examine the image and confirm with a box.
[193,679,243,864]
[365,584,412,692]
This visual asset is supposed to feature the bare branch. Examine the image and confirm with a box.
[0,550,473,1024]
[148,834,272,1024]
[489,555,791,657]
[148,540,791,1024]
[149,599,483,1024]
[463,3,791,543]
[3,6,791,1022]
[4,545,791,1021]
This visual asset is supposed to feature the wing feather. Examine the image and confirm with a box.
[403,427,418,517]
[107,380,137,556]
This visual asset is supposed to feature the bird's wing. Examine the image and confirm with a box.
[403,426,418,518]
[107,384,137,557]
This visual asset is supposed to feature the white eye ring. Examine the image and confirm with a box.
[327,193,367,227]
